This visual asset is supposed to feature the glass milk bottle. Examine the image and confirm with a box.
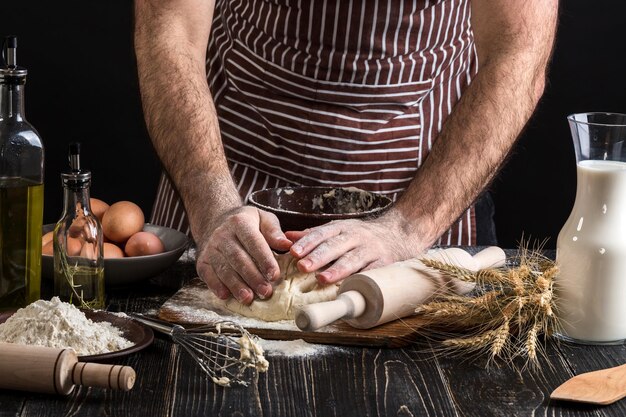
[556,112,626,344]
[53,143,104,309]
[0,36,44,309]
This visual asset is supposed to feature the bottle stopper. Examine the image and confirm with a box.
[62,142,91,187]
[0,36,27,83]
[68,142,81,173]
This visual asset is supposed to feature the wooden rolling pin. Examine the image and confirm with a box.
[0,342,136,395]
[295,246,506,331]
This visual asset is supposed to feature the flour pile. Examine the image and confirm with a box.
[0,297,133,356]
[257,338,338,357]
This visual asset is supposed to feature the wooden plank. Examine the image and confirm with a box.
[158,278,433,348]
[163,346,458,417]
[434,339,611,417]
[556,342,626,415]
[0,395,25,417]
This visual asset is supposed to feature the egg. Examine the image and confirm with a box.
[101,201,145,243]
[104,242,125,259]
[42,231,53,247]
[90,198,109,221]
[42,240,53,256]
[124,231,165,257]
[66,237,82,256]
[79,242,97,260]
[41,235,81,256]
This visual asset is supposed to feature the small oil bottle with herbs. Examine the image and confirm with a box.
[53,143,104,309]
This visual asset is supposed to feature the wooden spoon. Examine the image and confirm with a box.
[551,364,626,405]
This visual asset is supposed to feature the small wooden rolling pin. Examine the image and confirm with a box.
[0,342,136,395]
[295,246,506,331]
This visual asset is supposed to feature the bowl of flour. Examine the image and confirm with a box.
[0,297,153,360]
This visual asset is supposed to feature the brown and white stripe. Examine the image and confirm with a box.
[151,0,478,245]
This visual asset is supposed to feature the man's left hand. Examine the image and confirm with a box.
[286,214,427,284]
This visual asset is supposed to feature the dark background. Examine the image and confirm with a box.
[1,1,625,249]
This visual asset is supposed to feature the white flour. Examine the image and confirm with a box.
[257,338,340,357]
[0,297,133,356]
[178,247,197,263]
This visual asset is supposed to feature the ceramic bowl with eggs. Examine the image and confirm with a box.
[248,186,393,232]
[42,199,189,287]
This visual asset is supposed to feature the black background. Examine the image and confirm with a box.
[1,1,625,249]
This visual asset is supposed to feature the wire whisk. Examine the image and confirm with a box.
[132,314,268,387]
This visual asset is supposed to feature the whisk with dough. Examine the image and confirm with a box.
[131,315,268,387]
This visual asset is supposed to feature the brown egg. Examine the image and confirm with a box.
[80,242,97,260]
[66,237,82,256]
[42,231,53,247]
[42,240,53,256]
[124,232,165,257]
[42,235,86,256]
[101,201,145,243]
[90,198,110,222]
[103,242,125,259]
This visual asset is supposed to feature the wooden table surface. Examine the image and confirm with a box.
[1,248,625,417]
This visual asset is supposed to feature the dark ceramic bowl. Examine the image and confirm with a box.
[248,186,393,232]
[42,223,189,287]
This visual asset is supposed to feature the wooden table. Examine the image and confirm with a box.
[1,249,625,417]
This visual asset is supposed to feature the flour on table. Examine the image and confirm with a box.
[179,247,196,263]
[257,338,343,357]
[161,298,306,331]
[222,253,339,321]
[0,297,133,356]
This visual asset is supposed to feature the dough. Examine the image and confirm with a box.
[223,253,339,321]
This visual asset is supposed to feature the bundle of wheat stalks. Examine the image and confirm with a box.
[415,249,559,367]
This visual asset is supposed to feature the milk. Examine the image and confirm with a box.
[556,159,626,343]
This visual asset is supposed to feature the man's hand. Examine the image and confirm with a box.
[286,210,428,283]
[196,207,292,304]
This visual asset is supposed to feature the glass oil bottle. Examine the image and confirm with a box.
[0,36,44,310]
[53,143,104,309]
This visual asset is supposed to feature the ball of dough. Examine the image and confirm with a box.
[223,253,339,321]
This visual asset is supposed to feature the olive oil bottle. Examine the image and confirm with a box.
[0,36,44,310]
[53,143,104,309]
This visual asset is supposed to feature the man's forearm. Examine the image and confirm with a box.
[134,0,240,241]
[389,1,558,247]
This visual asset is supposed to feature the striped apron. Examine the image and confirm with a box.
[151,0,479,245]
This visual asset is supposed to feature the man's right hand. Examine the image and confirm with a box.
[196,206,293,304]
[135,0,290,304]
